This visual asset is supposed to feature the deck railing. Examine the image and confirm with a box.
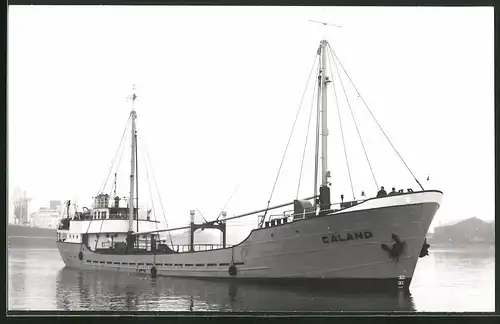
[263,191,416,224]
[130,240,232,252]
[70,214,160,223]
[261,198,369,227]
[169,244,233,252]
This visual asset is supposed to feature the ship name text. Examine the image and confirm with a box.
[322,231,373,244]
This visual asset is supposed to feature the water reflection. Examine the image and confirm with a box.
[8,249,63,310]
[410,247,495,312]
[9,247,493,312]
[55,267,415,312]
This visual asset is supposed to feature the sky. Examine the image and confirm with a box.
[8,6,494,239]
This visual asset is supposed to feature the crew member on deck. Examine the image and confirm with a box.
[376,186,387,197]
[388,187,397,196]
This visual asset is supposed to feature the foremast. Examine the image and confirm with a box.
[128,88,138,233]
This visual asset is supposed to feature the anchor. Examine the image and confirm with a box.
[419,238,430,258]
[381,233,406,262]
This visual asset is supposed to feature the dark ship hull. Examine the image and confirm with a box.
[8,224,57,250]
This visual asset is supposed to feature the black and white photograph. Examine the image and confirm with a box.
[7,5,494,313]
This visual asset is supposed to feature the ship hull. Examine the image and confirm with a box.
[8,224,57,249]
[57,191,441,291]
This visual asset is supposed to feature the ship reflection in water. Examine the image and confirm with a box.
[54,268,414,312]
[8,247,494,312]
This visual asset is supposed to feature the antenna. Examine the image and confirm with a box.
[308,20,342,28]
[127,84,138,110]
[308,19,342,41]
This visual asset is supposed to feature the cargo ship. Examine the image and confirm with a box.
[56,37,442,293]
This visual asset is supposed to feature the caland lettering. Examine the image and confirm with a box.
[364,231,373,239]
[322,230,375,244]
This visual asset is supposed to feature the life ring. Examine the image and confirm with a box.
[78,251,83,260]
[228,264,237,276]
[150,266,158,278]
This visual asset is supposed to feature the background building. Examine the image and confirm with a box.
[50,200,62,210]
[11,189,31,225]
[32,202,63,229]
[429,217,495,245]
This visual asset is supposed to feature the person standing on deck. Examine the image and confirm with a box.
[377,186,387,197]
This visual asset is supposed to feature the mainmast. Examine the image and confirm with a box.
[135,129,139,234]
[318,40,331,210]
[128,87,138,233]
[309,20,340,211]
[313,46,322,204]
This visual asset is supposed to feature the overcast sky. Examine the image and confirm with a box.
[8,6,494,237]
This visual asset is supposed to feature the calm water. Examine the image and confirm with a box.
[7,247,495,312]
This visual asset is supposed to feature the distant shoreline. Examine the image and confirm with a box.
[428,242,495,251]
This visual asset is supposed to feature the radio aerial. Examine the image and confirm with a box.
[308,20,342,28]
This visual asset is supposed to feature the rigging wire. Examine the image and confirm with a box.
[140,137,159,237]
[327,46,379,191]
[111,125,130,196]
[140,136,175,247]
[215,185,239,221]
[138,135,175,248]
[196,209,208,223]
[98,118,131,194]
[327,43,424,191]
[325,49,356,200]
[262,53,319,225]
[94,218,106,250]
[296,60,320,199]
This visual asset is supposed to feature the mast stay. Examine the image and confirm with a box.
[325,42,425,191]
